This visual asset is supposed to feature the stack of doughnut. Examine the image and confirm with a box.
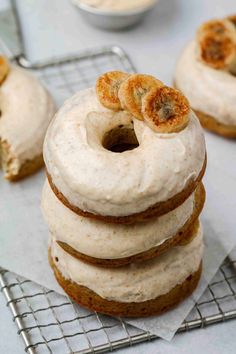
[175,14,236,138]
[42,71,206,317]
[0,55,56,181]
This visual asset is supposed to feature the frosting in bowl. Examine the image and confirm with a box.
[42,179,195,259]
[50,224,203,302]
[44,87,205,217]
[0,65,56,172]
[77,0,156,12]
[175,41,236,126]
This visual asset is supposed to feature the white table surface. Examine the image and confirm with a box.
[1,0,236,352]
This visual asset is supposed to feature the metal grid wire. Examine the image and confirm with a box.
[17,46,136,107]
[1,249,236,354]
[2,2,236,351]
[0,46,236,353]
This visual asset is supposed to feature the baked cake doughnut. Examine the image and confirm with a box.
[43,71,206,317]
[44,76,206,224]
[42,179,205,267]
[0,56,56,180]
[174,16,236,138]
[49,223,203,317]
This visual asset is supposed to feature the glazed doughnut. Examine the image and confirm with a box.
[175,15,236,138]
[42,179,205,266]
[49,223,203,317]
[0,58,56,180]
[44,87,206,224]
[43,71,206,317]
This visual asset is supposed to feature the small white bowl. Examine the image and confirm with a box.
[72,0,159,30]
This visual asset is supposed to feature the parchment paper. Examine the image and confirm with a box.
[0,131,236,340]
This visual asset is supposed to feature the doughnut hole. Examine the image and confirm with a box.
[102,123,139,153]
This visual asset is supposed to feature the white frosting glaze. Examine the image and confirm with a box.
[0,65,56,171]
[42,179,195,259]
[51,224,203,302]
[44,88,205,217]
[175,41,236,126]
[78,0,156,12]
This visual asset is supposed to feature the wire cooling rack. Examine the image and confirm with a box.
[18,46,136,108]
[1,2,236,353]
[0,47,236,353]
[1,248,236,354]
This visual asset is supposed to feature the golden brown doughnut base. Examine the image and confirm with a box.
[57,220,199,268]
[49,250,202,318]
[46,156,206,225]
[57,184,205,267]
[6,154,44,182]
[1,140,44,181]
[194,109,236,138]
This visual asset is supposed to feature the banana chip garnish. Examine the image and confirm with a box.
[118,74,163,120]
[142,86,190,133]
[96,71,129,111]
[0,55,10,85]
[96,71,190,134]
[197,19,236,73]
